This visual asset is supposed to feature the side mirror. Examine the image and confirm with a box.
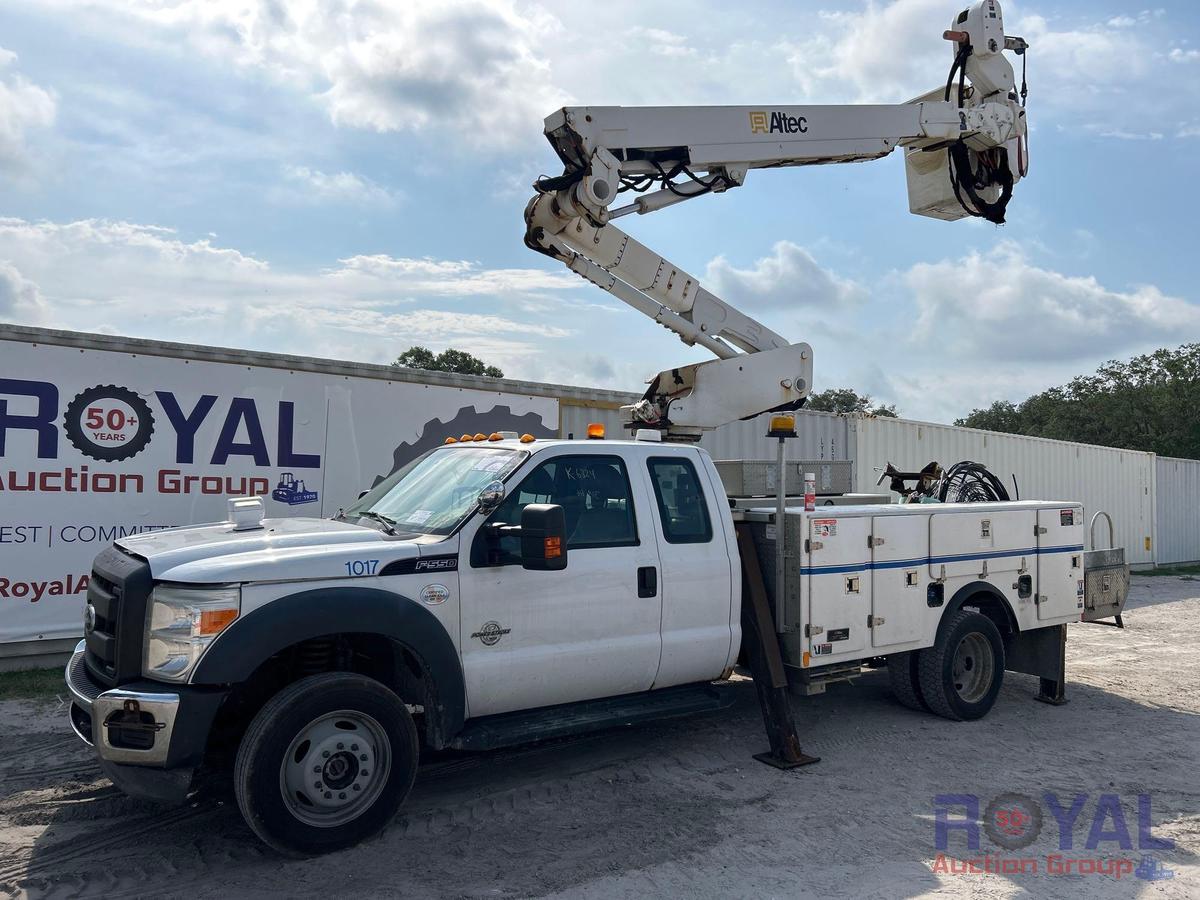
[478,480,505,513]
[519,503,568,571]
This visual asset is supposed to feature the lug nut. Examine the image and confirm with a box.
[339,792,346,800]
[324,791,332,799]
[361,770,369,777]
[351,744,358,752]
[313,765,320,773]
[322,750,330,758]
[359,753,368,761]
[337,742,344,750]
[353,784,361,792]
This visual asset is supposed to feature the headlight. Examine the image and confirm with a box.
[143,584,240,682]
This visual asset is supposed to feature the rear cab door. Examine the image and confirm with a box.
[640,447,736,688]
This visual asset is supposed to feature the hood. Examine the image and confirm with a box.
[116,517,420,583]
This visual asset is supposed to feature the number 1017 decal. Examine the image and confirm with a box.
[344,559,380,577]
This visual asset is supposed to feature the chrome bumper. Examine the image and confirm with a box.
[65,640,180,766]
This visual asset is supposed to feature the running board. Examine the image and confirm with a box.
[450,684,735,752]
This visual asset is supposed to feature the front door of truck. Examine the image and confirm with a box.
[458,451,663,718]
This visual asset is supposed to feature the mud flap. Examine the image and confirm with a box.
[1006,624,1067,705]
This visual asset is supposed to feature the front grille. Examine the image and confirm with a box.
[67,649,104,701]
[84,546,153,688]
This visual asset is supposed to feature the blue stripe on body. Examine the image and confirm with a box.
[800,544,1084,576]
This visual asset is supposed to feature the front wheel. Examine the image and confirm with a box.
[917,609,1005,721]
[234,672,419,855]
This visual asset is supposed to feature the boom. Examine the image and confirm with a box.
[524,0,1029,440]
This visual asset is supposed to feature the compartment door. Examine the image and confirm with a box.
[806,515,870,659]
[870,515,928,649]
[1036,506,1085,621]
[928,510,1036,580]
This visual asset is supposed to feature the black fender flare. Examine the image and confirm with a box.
[941,580,1020,639]
[191,587,465,743]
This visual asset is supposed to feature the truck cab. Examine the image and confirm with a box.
[65,433,742,855]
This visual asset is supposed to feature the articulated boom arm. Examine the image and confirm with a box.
[524,0,1028,439]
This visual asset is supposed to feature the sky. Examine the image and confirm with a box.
[0,0,1197,424]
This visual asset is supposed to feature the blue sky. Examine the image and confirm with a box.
[1,0,1197,422]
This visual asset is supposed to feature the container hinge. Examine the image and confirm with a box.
[1036,526,1048,535]
[805,539,823,553]
[868,535,885,548]
[1035,594,1047,605]
[980,560,989,578]
[805,624,824,638]
[867,614,885,627]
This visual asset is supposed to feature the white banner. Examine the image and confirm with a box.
[0,342,558,644]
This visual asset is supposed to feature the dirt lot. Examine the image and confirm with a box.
[0,576,1196,899]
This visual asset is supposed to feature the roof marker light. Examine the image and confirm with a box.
[520,433,536,443]
[444,437,458,444]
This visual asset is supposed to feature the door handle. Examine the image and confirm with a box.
[637,566,657,598]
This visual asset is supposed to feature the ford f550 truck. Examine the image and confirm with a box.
[65,1,1068,855]
[66,433,1089,854]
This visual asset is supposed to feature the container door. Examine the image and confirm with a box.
[869,515,927,649]
[1036,506,1085,621]
[806,515,870,659]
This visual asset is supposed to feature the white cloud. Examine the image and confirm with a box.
[1168,47,1200,63]
[0,261,47,323]
[280,166,402,208]
[47,0,568,148]
[0,216,582,366]
[906,242,1200,361]
[0,47,57,176]
[705,241,866,309]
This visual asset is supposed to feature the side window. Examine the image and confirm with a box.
[473,454,638,566]
[647,457,713,544]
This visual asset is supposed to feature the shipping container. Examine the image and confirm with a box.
[1155,456,1200,566]
[849,416,1157,567]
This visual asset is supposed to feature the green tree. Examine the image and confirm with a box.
[955,344,1200,457]
[806,387,898,417]
[392,346,504,378]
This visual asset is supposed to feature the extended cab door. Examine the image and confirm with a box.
[642,451,735,688]
[457,450,663,717]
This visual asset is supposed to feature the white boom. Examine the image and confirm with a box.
[524,0,1029,440]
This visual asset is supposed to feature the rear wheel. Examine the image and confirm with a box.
[887,651,928,712]
[917,609,1005,721]
[234,672,418,856]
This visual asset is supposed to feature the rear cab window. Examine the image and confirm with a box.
[647,456,713,544]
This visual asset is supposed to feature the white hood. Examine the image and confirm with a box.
[116,517,421,584]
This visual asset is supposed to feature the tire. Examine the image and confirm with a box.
[887,651,928,712]
[234,672,418,856]
[917,609,1005,721]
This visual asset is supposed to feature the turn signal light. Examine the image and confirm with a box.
[199,608,238,636]
[544,536,562,559]
[520,433,536,443]
[801,651,811,668]
[587,422,605,440]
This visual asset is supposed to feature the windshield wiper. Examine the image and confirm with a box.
[356,510,397,535]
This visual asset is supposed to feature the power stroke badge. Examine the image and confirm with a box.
[471,621,511,646]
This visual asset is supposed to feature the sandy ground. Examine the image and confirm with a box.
[0,575,1196,899]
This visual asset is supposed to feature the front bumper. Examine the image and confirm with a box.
[66,641,227,801]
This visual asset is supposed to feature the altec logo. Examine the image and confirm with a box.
[749,111,808,135]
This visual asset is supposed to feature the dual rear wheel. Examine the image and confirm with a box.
[888,609,1006,721]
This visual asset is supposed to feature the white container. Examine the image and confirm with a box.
[1155,456,1200,566]
[849,416,1157,567]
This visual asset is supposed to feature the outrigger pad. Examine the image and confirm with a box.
[753,749,821,770]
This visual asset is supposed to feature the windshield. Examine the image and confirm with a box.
[344,446,527,536]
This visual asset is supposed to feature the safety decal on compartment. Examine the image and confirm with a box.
[812,518,838,538]
[812,642,833,655]
[827,628,850,642]
[1060,509,1075,526]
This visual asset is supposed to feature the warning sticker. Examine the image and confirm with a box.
[1060,509,1075,526]
[812,642,833,656]
[813,518,838,538]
